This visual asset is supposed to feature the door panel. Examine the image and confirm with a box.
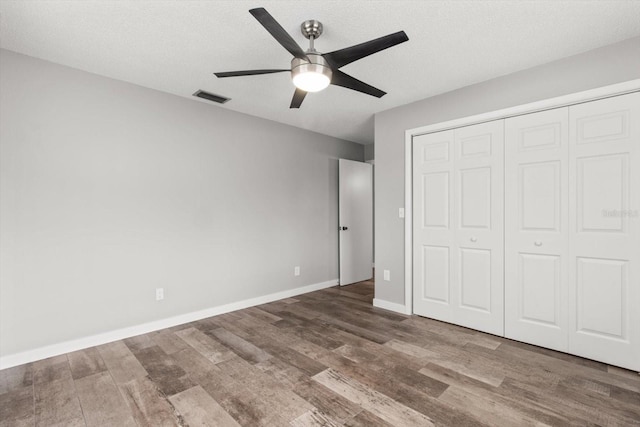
[460,133,492,158]
[422,141,450,162]
[576,257,627,339]
[519,253,560,325]
[413,121,503,335]
[576,111,629,144]
[520,161,560,231]
[422,172,450,228]
[519,122,562,151]
[421,245,450,303]
[453,121,504,335]
[505,107,569,352]
[577,154,628,232]
[569,92,640,370]
[459,248,492,312]
[413,130,455,322]
[339,159,373,286]
[459,167,491,229]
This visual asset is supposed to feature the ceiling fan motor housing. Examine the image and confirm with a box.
[291,53,333,92]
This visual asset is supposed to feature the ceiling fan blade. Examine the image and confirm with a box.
[330,70,386,98]
[249,8,308,61]
[323,31,409,69]
[214,69,289,78]
[290,88,307,109]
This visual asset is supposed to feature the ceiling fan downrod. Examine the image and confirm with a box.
[291,19,332,92]
[301,19,323,47]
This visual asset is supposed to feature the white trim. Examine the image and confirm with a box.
[373,298,412,315]
[404,79,640,320]
[404,133,413,315]
[406,79,640,138]
[0,279,338,370]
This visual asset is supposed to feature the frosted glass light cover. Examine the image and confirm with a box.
[293,71,331,92]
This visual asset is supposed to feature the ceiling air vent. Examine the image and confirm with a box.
[193,90,230,104]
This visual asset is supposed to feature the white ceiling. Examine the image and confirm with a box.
[1,1,640,144]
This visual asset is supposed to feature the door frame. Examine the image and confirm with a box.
[402,79,640,316]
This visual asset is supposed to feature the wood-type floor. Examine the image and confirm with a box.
[1,279,639,426]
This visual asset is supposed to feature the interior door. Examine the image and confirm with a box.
[505,108,569,352]
[413,120,504,336]
[454,121,505,335]
[568,91,640,371]
[339,159,373,286]
[412,129,455,323]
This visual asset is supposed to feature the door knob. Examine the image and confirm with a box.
[339,226,349,231]
[534,241,542,246]
[470,237,477,242]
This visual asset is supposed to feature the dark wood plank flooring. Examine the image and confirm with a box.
[1,280,639,426]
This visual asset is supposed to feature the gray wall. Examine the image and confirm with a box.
[374,36,640,305]
[0,49,363,357]
[364,144,374,162]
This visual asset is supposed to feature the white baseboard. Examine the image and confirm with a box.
[373,298,412,315]
[0,279,338,370]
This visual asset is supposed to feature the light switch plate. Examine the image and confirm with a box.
[399,208,405,218]
[383,270,390,281]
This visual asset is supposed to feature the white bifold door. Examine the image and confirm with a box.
[504,107,570,352]
[495,91,639,370]
[414,91,640,370]
[413,120,504,336]
[567,92,640,370]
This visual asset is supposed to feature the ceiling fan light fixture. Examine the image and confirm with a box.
[292,70,331,92]
[214,8,409,108]
[291,55,332,93]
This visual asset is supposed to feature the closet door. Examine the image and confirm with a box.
[413,130,455,323]
[454,121,504,335]
[568,91,640,371]
[413,121,504,336]
[505,108,569,352]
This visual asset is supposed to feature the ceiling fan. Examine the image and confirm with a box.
[214,7,409,108]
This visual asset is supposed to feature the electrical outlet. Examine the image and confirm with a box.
[383,270,390,281]
[156,288,164,301]
[294,266,300,276]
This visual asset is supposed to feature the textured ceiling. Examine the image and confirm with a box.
[1,1,640,144]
